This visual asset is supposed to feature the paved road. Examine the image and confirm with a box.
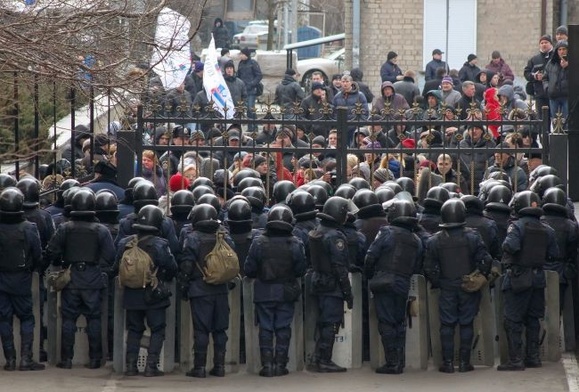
[4,360,570,392]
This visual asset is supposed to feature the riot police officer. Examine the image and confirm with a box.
[419,186,450,234]
[287,190,318,264]
[483,184,513,246]
[226,198,260,275]
[462,195,501,260]
[244,206,306,377]
[115,181,179,255]
[541,187,578,313]
[365,199,424,374]
[180,204,235,378]
[170,190,195,236]
[498,191,558,371]
[44,178,79,217]
[424,199,492,373]
[45,188,115,369]
[17,178,55,362]
[115,205,178,377]
[353,189,388,252]
[0,188,44,371]
[307,196,355,373]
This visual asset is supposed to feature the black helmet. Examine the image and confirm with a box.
[188,203,218,225]
[307,184,328,209]
[226,199,252,223]
[286,190,316,215]
[396,177,416,195]
[70,188,96,216]
[511,190,542,215]
[267,205,294,224]
[0,187,24,215]
[241,186,266,210]
[375,186,396,204]
[439,199,466,228]
[334,184,357,199]
[213,169,231,187]
[124,176,146,202]
[227,199,252,223]
[237,177,264,193]
[233,168,260,188]
[197,193,221,214]
[529,165,558,184]
[352,189,379,209]
[0,174,17,191]
[272,180,296,204]
[95,190,119,213]
[57,178,80,201]
[133,181,158,208]
[192,177,214,189]
[460,195,484,214]
[542,187,567,214]
[381,181,403,195]
[387,199,417,224]
[320,196,355,225]
[440,182,462,196]
[310,180,333,198]
[424,186,450,209]
[133,205,164,232]
[192,185,215,203]
[530,174,563,199]
[348,177,371,191]
[170,190,195,215]
[63,186,83,208]
[16,178,40,207]
[485,184,512,209]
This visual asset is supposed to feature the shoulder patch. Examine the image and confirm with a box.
[335,239,345,251]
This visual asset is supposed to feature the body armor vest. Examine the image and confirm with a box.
[438,230,472,280]
[0,222,30,272]
[515,222,549,268]
[308,230,332,274]
[377,227,418,277]
[543,216,569,262]
[344,228,359,266]
[63,221,100,263]
[258,236,294,282]
[231,232,253,276]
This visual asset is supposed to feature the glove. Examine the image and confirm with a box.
[344,293,354,310]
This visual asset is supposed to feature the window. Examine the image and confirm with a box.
[423,0,477,71]
[227,0,253,12]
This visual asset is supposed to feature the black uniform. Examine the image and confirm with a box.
[0,213,44,370]
[46,215,115,368]
[365,220,423,374]
[244,221,306,375]
[115,234,177,376]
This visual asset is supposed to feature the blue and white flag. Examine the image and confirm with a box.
[150,8,191,90]
[203,35,234,119]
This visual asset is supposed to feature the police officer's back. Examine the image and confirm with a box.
[498,190,558,371]
[179,204,235,378]
[483,184,512,246]
[115,205,177,377]
[45,188,115,369]
[226,199,260,275]
[424,199,492,374]
[0,187,44,371]
[287,190,318,264]
[170,190,194,236]
[307,196,354,373]
[244,206,306,376]
[365,200,424,374]
[419,187,450,234]
[353,189,389,251]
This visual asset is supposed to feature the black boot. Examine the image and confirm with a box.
[274,350,289,377]
[3,346,16,371]
[259,349,275,377]
[497,322,525,371]
[124,353,139,376]
[458,325,474,372]
[524,319,542,368]
[56,333,74,369]
[144,356,164,377]
[316,329,346,373]
[19,335,44,371]
[439,325,455,374]
[209,351,226,377]
[186,352,207,378]
[376,346,402,374]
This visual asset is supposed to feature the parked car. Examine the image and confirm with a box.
[296,48,345,91]
[231,23,269,49]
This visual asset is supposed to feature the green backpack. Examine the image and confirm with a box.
[119,235,157,289]
[197,230,239,285]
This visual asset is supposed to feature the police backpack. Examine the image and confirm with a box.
[119,235,157,289]
[197,230,239,285]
